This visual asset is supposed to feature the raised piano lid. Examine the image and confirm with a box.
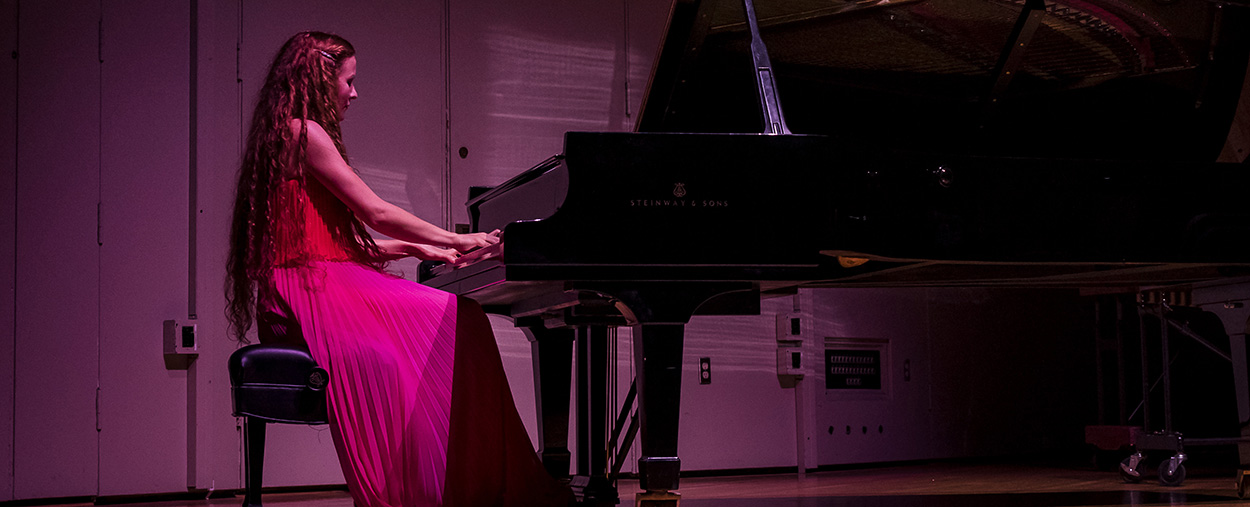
[636,0,1250,162]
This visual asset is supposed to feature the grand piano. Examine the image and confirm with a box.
[422,0,1250,504]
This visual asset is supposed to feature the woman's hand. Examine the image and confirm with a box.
[373,239,460,263]
[453,241,503,267]
[451,229,501,254]
[409,244,460,264]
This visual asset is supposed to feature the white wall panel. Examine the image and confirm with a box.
[192,0,243,492]
[98,0,191,495]
[679,305,799,471]
[813,288,935,465]
[258,424,344,487]
[0,0,16,501]
[14,0,101,499]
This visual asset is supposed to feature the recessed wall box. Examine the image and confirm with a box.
[163,319,198,369]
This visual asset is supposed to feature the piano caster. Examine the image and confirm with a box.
[635,490,680,507]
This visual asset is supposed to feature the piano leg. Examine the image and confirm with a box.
[524,326,574,479]
[576,325,617,502]
[1231,330,1250,496]
[633,322,685,506]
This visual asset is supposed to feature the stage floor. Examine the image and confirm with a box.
[38,461,1250,506]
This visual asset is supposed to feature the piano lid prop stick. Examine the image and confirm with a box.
[742,0,791,135]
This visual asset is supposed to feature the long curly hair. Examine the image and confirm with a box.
[226,31,381,342]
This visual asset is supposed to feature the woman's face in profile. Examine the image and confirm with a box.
[335,56,358,119]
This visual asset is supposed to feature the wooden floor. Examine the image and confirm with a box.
[34,461,1250,506]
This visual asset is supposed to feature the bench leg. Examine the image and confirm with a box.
[242,417,267,507]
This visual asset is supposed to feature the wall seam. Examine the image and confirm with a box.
[622,0,630,127]
[95,0,104,497]
[187,0,199,490]
[235,0,245,490]
[10,0,20,498]
[442,0,452,231]
[188,0,198,322]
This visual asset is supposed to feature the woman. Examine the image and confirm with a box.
[226,31,570,507]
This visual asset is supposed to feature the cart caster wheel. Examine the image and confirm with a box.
[1157,460,1186,487]
[1236,470,1250,499]
[1119,456,1142,483]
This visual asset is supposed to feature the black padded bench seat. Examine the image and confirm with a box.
[228,344,330,507]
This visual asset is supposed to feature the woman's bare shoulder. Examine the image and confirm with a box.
[286,118,331,139]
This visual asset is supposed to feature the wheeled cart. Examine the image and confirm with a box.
[1118,432,1250,489]
[1110,292,1250,492]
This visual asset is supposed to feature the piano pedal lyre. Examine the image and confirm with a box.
[636,491,680,507]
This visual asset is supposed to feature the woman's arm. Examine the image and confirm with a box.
[372,239,461,263]
[294,119,499,252]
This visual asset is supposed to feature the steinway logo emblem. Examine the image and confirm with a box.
[628,182,730,208]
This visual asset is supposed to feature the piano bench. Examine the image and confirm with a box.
[228,344,330,507]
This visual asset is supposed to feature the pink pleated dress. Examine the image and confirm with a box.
[258,178,572,507]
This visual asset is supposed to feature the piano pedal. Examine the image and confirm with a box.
[1237,469,1250,499]
[635,491,680,507]
[569,476,619,506]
